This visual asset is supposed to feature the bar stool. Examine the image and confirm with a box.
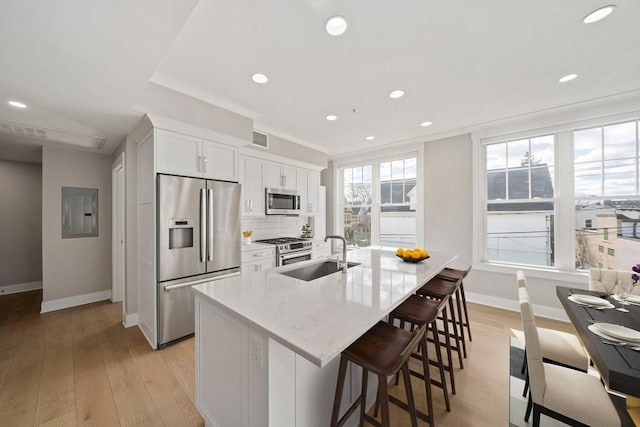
[330,321,426,427]
[417,277,465,367]
[388,293,453,424]
[437,266,472,342]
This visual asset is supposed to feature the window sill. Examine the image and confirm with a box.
[472,261,589,285]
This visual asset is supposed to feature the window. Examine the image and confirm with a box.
[574,120,640,270]
[481,117,640,273]
[485,135,555,266]
[339,154,419,248]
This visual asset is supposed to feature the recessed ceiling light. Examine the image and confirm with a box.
[325,16,348,36]
[251,73,268,84]
[389,90,404,99]
[583,5,615,24]
[365,136,375,141]
[326,115,337,121]
[559,73,578,83]
[8,100,27,109]
[420,121,433,127]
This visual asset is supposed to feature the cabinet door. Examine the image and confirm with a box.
[240,156,265,216]
[202,139,239,182]
[282,165,297,190]
[156,129,201,177]
[263,160,283,189]
[307,171,320,216]
[296,169,308,217]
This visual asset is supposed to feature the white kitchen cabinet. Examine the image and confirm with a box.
[156,129,201,177]
[202,139,239,181]
[241,245,276,272]
[262,160,297,190]
[156,129,239,182]
[239,155,264,216]
[307,171,320,216]
[296,168,308,217]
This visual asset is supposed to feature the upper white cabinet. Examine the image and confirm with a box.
[240,153,324,218]
[240,156,264,216]
[306,171,320,216]
[263,160,297,190]
[202,139,238,181]
[156,129,239,182]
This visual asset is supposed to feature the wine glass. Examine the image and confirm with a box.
[615,279,632,312]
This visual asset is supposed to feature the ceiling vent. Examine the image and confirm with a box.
[0,117,106,150]
[252,130,269,149]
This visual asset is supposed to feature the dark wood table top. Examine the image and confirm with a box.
[557,286,640,397]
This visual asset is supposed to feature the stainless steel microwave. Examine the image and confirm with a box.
[265,188,300,215]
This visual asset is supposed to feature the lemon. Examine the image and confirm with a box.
[411,251,422,259]
[420,250,428,258]
[402,249,413,258]
[396,247,404,256]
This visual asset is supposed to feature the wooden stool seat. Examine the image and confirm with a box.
[331,321,426,427]
[344,321,417,376]
[418,276,458,298]
[391,294,441,325]
[437,267,468,281]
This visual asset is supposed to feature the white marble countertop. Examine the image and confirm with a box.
[192,247,457,367]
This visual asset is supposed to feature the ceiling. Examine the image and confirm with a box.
[1,0,639,163]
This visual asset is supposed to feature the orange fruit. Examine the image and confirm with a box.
[402,249,413,258]
[420,250,428,258]
[411,251,422,259]
[396,247,404,256]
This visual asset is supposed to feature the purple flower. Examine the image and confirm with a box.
[633,273,640,284]
[633,264,640,273]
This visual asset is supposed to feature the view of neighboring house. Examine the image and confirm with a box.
[486,160,555,266]
[576,202,640,270]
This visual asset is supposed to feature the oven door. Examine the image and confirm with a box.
[279,251,312,266]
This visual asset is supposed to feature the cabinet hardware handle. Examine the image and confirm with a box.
[203,156,208,173]
[197,155,201,172]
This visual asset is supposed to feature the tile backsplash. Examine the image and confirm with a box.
[241,216,311,240]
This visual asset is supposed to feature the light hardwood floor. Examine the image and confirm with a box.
[0,290,573,426]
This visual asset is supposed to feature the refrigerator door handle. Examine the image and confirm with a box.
[200,188,206,263]
[207,188,214,261]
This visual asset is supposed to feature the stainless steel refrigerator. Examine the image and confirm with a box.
[157,174,241,347]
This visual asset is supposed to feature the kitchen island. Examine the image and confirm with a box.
[192,247,456,427]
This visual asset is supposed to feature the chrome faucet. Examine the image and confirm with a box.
[324,235,348,273]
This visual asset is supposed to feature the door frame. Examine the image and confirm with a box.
[111,153,125,310]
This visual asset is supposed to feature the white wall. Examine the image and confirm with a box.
[0,159,42,290]
[111,137,138,316]
[424,134,473,270]
[41,146,112,309]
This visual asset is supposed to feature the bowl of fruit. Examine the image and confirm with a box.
[396,247,430,263]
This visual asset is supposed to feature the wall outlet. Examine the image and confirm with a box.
[250,337,263,368]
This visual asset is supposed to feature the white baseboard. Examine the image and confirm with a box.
[0,281,42,295]
[123,312,139,328]
[41,289,112,313]
[465,291,568,322]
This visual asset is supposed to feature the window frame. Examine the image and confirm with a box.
[472,111,640,282]
[333,146,424,249]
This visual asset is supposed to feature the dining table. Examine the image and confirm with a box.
[557,286,640,425]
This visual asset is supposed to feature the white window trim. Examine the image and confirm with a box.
[472,109,640,282]
[332,144,424,248]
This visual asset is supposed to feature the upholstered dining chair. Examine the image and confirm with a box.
[515,273,588,397]
[517,271,620,427]
[589,268,640,295]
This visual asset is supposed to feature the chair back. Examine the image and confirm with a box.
[517,271,546,404]
[589,268,640,295]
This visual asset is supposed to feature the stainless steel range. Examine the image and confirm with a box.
[254,237,313,266]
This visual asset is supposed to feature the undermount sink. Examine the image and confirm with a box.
[279,260,360,282]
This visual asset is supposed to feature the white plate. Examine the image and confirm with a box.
[568,294,611,306]
[588,324,625,342]
[612,294,640,305]
[593,323,640,342]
